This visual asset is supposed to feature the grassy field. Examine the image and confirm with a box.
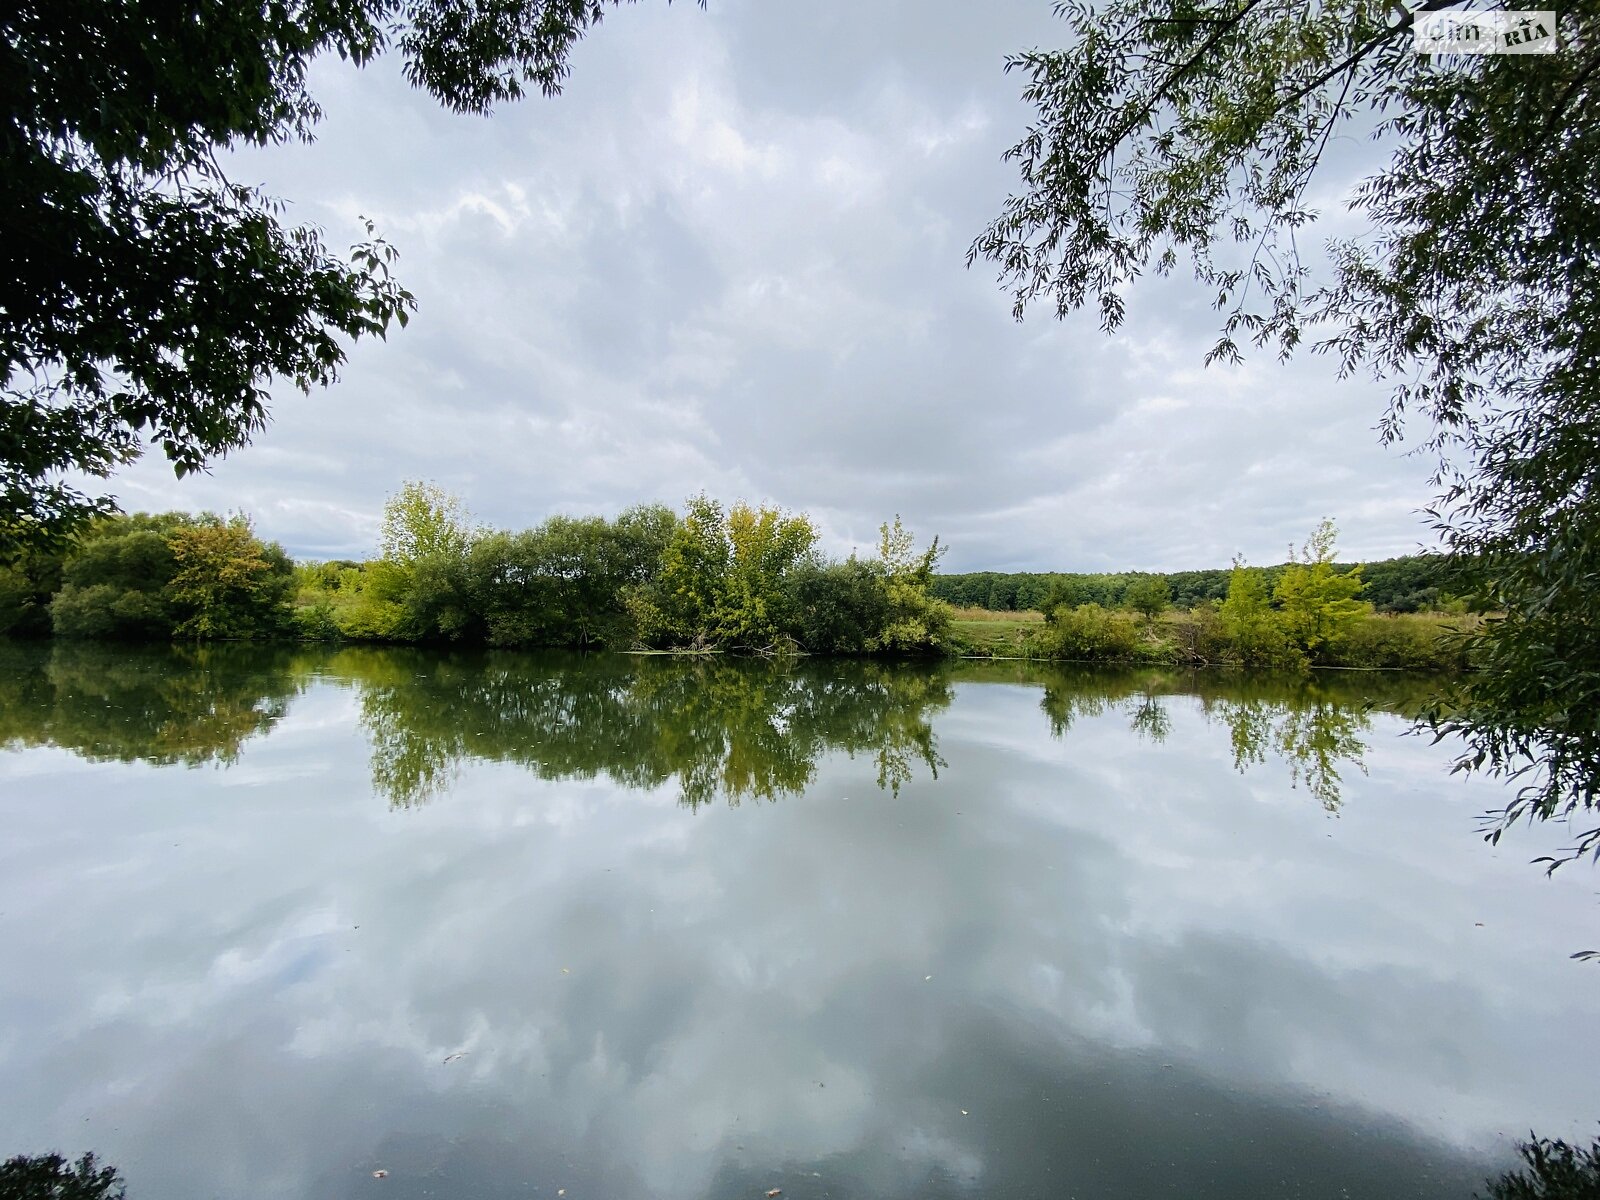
[949,605,1042,656]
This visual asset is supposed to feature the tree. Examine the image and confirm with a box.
[1123,573,1171,621]
[1477,1133,1600,1200]
[369,480,479,640]
[166,515,295,639]
[1219,555,1295,667]
[1273,519,1370,655]
[0,1152,125,1200]
[633,494,733,647]
[973,0,1600,861]
[2,1,696,559]
[867,516,953,654]
[48,514,187,640]
[378,481,476,567]
[717,503,818,646]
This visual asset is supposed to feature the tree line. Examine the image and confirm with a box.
[991,520,1474,673]
[0,493,1470,672]
[933,552,1462,616]
[0,484,955,657]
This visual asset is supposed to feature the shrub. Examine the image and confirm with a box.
[783,559,891,655]
[1028,603,1143,661]
[1324,613,1473,671]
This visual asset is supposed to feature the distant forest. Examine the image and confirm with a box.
[932,554,1455,616]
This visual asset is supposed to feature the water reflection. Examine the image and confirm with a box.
[3,645,1592,1200]
[995,663,1433,812]
[0,640,303,767]
[0,644,1427,814]
[334,649,952,809]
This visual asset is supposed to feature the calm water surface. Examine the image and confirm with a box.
[0,642,1596,1199]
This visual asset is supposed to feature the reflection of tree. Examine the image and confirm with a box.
[1128,694,1172,744]
[1019,662,1399,812]
[333,649,952,809]
[1213,697,1370,812]
[0,640,303,767]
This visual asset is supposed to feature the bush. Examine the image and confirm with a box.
[783,559,891,654]
[1028,603,1143,661]
[1324,613,1473,671]
[49,525,178,640]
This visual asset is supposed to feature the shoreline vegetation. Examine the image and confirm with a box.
[0,484,1475,672]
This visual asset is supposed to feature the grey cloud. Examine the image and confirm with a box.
[85,0,1440,571]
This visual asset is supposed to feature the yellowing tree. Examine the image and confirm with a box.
[1273,520,1370,656]
[166,516,294,640]
[717,503,817,647]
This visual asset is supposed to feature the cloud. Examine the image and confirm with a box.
[85,0,1439,571]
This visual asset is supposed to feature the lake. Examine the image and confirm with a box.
[0,642,1595,1199]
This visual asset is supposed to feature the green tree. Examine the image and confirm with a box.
[0,542,65,636]
[867,516,953,655]
[379,481,475,566]
[716,503,818,647]
[1219,555,1295,667]
[973,0,1600,853]
[2,1,697,558]
[1273,520,1371,656]
[1123,573,1171,621]
[371,480,478,640]
[465,504,674,647]
[48,514,188,640]
[783,558,893,655]
[0,1152,125,1200]
[632,494,732,648]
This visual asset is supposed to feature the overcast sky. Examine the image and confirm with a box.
[97,0,1442,572]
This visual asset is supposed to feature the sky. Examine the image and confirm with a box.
[95,0,1444,572]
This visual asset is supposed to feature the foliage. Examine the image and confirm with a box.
[1219,558,1299,668]
[865,517,954,655]
[0,543,64,636]
[379,481,475,566]
[1273,520,1371,655]
[465,505,674,647]
[0,1152,125,1200]
[166,516,294,639]
[626,497,824,650]
[1029,603,1144,662]
[1334,612,1473,671]
[40,511,293,641]
[1123,573,1171,619]
[972,0,1600,861]
[717,503,818,646]
[1,1,719,557]
[934,555,1451,617]
[784,559,893,655]
[632,494,733,647]
[48,515,183,640]
[1478,1133,1600,1200]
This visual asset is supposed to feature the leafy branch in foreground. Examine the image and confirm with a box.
[1,1,700,560]
[1477,1132,1600,1200]
[974,0,1600,868]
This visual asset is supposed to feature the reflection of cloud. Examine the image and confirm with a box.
[1,656,1597,1199]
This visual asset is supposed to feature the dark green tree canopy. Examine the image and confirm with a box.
[1,0,692,559]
